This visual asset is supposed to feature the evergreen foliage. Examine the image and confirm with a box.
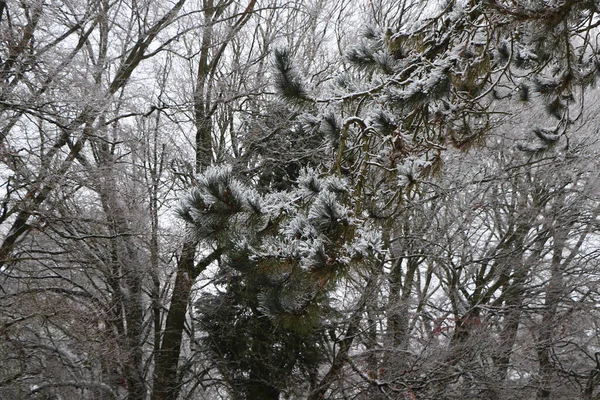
[273,48,311,103]
[269,0,600,177]
[181,167,382,398]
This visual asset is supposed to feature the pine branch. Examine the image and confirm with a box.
[273,48,311,103]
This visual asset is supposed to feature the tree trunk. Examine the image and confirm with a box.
[151,246,221,400]
[151,241,196,400]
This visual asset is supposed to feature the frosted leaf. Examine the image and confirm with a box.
[256,236,299,260]
[263,191,297,217]
[243,187,263,214]
[336,255,351,265]
[176,188,202,223]
[282,214,318,240]
[323,176,348,194]
[224,180,247,208]
[361,25,381,41]
[320,112,341,138]
[371,109,397,135]
[298,113,320,133]
[348,228,383,257]
[192,166,245,213]
[419,64,451,95]
[296,236,324,261]
[297,167,322,195]
[231,236,250,252]
[384,62,450,104]
[516,141,547,153]
[372,50,396,74]
[532,75,562,95]
[397,157,432,186]
[533,127,560,144]
[515,45,538,65]
[331,72,357,94]
[273,47,310,102]
[308,190,348,223]
[346,41,378,70]
[198,165,233,193]
[304,239,328,269]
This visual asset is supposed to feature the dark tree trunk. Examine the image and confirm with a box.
[151,246,221,400]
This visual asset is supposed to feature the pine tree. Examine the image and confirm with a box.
[178,166,382,398]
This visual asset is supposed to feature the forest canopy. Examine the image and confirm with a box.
[2,1,600,399]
